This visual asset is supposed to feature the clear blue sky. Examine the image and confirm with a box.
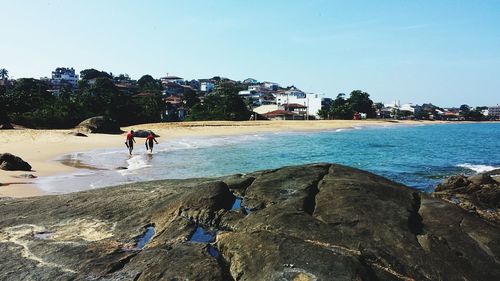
[2,0,499,106]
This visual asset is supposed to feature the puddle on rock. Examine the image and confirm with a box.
[231,197,242,210]
[208,245,219,258]
[231,197,252,214]
[190,226,216,243]
[189,226,220,258]
[34,231,55,240]
[136,226,155,249]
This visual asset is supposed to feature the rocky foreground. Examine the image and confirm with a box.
[0,164,499,281]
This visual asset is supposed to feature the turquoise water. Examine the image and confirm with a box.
[39,123,500,193]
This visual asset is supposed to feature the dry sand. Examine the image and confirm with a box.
[0,120,444,198]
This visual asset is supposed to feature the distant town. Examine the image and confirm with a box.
[0,67,499,129]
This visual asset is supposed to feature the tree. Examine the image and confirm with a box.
[114,74,130,82]
[317,107,330,119]
[374,102,384,110]
[4,78,52,114]
[347,90,376,117]
[415,110,430,120]
[459,104,470,114]
[328,94,352,119]
[183,90,200,108]
[80,69,112,80]
[138,75,161,91]
[187,82,250,121]
[0,68,8,79]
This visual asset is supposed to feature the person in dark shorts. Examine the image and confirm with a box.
[145,133,158,153]
[125,130,136,155]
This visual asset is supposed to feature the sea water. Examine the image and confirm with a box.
[38,123,500,193]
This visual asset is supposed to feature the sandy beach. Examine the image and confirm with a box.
[0,119,443,198]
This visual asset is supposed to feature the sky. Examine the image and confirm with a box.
[1,0,499,106]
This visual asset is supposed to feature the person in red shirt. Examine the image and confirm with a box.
[125,130,136,155]
[145,133,159,153]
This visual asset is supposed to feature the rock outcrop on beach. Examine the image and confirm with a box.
[76,116,122,134]
[133,129,160,138]
[1,164,499,280]
[434,169,500,224]
[0,123,13,130]
[0,153,32,171]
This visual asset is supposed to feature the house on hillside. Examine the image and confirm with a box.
[160,75,184,85]
[163,94,187,121]
[51,67,79,90]
[248,85,261,92]
[262,81,279,91]
[162,82,185,96]
[200,81,215,93]
[243,78,258,84]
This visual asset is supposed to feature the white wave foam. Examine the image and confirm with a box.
[119,155,152,175]
[457,163,499,173]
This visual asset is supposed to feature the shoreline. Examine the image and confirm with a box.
[0,119,451,198]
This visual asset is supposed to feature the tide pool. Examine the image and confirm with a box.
[38,123,500,193]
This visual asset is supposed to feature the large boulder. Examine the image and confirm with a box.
[0,164,499,280]
[0,153,32,171]
[76,116,122,134]
[133,129,159,138]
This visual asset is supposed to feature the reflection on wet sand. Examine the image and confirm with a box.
[59,155,106,170]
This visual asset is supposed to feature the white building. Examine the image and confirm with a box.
[488,105,500,118]
[400,103,421,114]
[262,81,279,90]
[248,85,261,92]
[238,90,268,106]
[275,89,306,105]
[200,81,214,93]
[275,91,324,119]
[51,67,79,89]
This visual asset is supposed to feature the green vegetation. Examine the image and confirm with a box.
[0,69,164,128]
[0,67,252,128]
[459,104,485,121]
[318,90,376,119]
[0,68,8,80]
[186,82,250,121]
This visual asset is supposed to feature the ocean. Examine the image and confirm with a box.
[38,123,500,194]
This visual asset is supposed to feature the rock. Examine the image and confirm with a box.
[0,153,32,171]
[16,174,37,179]
[485,168,500,176]
[0,164,499,280]
[76,116,122,134]
[435,174,469,191]
[433,170,500,224]
[133,130,160,138]
[468,173,496,185]
[0,123,13,130]
[71,132,88,137]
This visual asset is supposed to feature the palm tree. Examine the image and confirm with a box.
[0,68,8,80]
